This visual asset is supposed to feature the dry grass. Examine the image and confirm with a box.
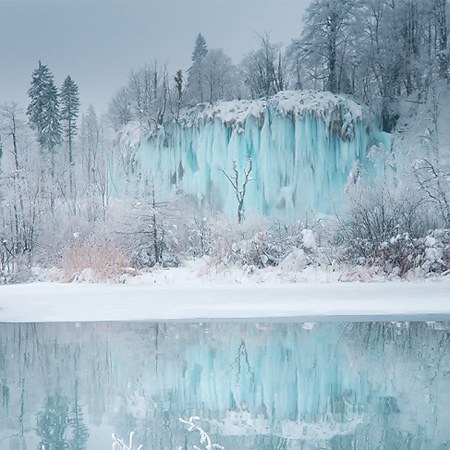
[61,234,130,282]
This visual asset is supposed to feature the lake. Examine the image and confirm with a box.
[1,321,449,449]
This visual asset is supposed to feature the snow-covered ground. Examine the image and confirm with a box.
[0,278,449,322]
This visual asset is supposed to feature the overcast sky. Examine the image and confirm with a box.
[0,0,311,114]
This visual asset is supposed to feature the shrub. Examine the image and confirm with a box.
[61,234,129,282]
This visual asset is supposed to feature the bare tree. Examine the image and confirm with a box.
[221,158,253,224]
[435,0,448,79]
[241,33,285,98]
[0,103,38,277]
[412,85,450,225]
[202,49,237,103]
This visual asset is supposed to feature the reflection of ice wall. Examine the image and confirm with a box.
[116,90,387,217]
[1,322,450,449]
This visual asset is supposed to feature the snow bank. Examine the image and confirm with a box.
[0,279,449,322]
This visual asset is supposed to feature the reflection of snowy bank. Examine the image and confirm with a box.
[210,410,364,442]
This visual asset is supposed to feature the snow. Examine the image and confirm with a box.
[181,90,364,130]
[301,228,317,250]
[0,279,449,323]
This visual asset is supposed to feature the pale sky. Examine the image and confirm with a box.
[0,0,311,114]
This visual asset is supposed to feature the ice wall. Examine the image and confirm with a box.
[116,90,387,218]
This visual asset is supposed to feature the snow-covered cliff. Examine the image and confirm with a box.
[115,90,389,217]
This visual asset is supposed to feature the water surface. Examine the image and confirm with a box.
[0,321,449,449]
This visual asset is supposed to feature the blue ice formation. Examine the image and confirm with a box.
[115,90,390,218]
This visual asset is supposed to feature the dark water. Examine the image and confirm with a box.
[0,321,450,450]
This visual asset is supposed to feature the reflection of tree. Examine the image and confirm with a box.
[233,339,254,386]
[1,379,9,413]
[36,395,70,450]
[36,393,89,450]
[67,382,89,450]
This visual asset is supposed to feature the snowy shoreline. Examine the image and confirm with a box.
[0,280,449,323]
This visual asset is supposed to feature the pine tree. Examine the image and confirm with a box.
[27,61,62,154]
[60,75,80,199]
[192,33,208,62]
[60,75,80,167]
[187,33,208,103]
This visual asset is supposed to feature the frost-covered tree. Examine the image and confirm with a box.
[221,159,253,224]
[355,0,407,129]
[186,33,209,104]
[108,86,132,131]
[60,75,80,196]
[79,105,112,222]
[350,0,438,129]
[202,49,237,103]
[0,103,39,278]
[27,61,62,174]
[297,0,359,94]
[435,0,448,79]
[109,62,168,133]
[285,41,304,90]
[240,33,285,99]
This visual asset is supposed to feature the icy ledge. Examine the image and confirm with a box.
[179,89,364,135]
[0,281,449,322]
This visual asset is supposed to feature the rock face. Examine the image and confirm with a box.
[115,90,389,217]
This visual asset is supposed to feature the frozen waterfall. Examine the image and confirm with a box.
[115,90,390,218]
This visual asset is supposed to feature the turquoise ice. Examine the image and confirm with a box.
[114,90,389,218]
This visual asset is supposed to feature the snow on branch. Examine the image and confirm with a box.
[179,416,224,450]
[112,431,143,450]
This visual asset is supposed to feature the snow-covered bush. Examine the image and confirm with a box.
[206,216,324,272]
[338,182,450,276]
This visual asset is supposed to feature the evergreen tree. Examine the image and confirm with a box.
[187,33,208,103]
[192,33,208,62]
[60,75,80,168]
[27,61,62,154]
[60,75,80,198]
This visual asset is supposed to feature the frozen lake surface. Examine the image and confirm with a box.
[0,280,449,322]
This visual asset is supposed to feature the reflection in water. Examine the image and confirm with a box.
[0,322,449,449]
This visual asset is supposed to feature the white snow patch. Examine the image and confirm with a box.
[0,278,449,323]
[180,90,364,130]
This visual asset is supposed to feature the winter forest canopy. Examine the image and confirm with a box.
[0,0,449,282]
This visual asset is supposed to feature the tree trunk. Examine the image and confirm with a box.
[437,0,448,79]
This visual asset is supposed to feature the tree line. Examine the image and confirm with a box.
[0,61,110,279]
[109,0,449,133]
